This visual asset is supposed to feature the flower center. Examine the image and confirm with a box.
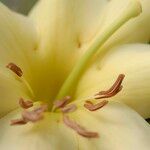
[7,63,124,138]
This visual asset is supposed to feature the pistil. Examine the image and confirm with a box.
[55,2,141,100]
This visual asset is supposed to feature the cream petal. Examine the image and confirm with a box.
[75,44,150,118]
[71,101,150,150]
[102,0,150,51]
[0,110,79,150]
[28,0,109,102]
[0,68,32,118]
[29,0,108,54]
[29,0,142,102]
[0,2,38,85]
[0,102,149,150]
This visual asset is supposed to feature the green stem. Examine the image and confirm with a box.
[55,0,141,100]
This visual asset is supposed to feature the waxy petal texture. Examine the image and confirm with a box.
[0,3,38,116]
[102,0,150,50]
[0,68,31,118]
[28,0,109,102]
[29,0,142,102]
[0,3,39,99]
[0,102,149,150]
[75,44,150,118]
[0,3,37,76]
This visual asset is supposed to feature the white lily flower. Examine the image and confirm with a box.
[0,0,150,150]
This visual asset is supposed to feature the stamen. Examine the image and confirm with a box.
[10,118,27,126]
[61,104,77,113]
[84,100,108,111]
[95,74,125,99]
[22,105,48,122]
[11,105,48,125]
[53,96,71,109]
[63,115,99,138]
[33,104,48,114]
[19,98,33,109]
[6,63,23,77]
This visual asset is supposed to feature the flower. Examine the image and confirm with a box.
[0,0,150,150]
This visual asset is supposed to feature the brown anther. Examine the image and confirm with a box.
[19,98,33,109]
[95,74,125,99]
[33,104,48,114]
[63,115,99,138]
[54,96,71,109]
[6,62,23,77]
[22,110,43,122]
[61,104,77,113]
[22,105,48,122]
[84,100,108,111]
[10,118,27,126]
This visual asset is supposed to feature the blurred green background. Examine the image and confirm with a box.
[0,0,37,14]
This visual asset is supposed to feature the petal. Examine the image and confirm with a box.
[102,0,150,50]
[29,0,142,101]
[0,68,32,118]
[28,0,109,101]
[71,102,150,150]
[75,44,150,118]
[0,102,149,150]
[0,110,79,150]
[0,2,38,84]
[29,0,108,54]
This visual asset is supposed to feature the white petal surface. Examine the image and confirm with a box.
[29,0,109,102]
[0,102,149,150]
[29,0,141,102]
[0,68,32,118]
[0,2,38,88]
[75,44,150,118]
[102,0,150,50]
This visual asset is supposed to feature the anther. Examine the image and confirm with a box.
[6,62,23,77]
[63,115,99,138]
[19,98,33,109]
[53,96,71,109]
[22,105,48,122]
[10,105,48,125]
[10,118,27,125]
[95,74,125,99]
[84,100,108,111]
[61,104,77,113]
